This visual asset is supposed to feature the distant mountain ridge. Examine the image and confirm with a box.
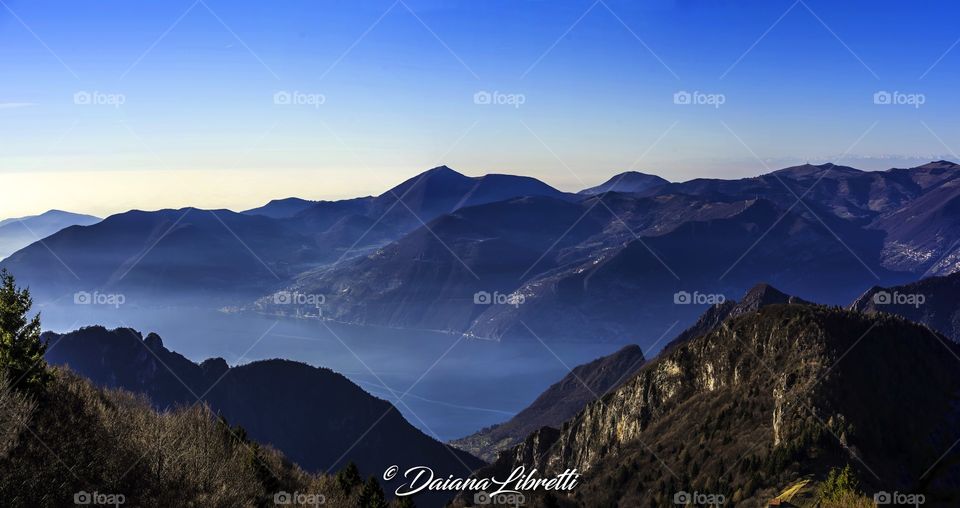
[577,171,668,195]
[2,208,317,303]
[293,192,902,346]
[641,160,960,274]
[242,197,317,218]
[269,161,958,349]
[851,270,960,341]
[1,166,567,304]
[6,161,960,353]
[0,210,100,260]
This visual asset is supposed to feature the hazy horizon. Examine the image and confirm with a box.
[4,156,958,219]
[3,0,959,218]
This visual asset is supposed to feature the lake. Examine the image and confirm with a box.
[38,303,629,441]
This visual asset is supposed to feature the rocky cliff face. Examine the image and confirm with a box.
[531,307,824,474]
[476,305,960,506]
[450,345,645,462]
[453,284,809,465]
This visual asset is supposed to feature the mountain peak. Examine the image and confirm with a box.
[242,197,316,219]
[381,165,472,198]
[143,332,164,350]
[422,165,464,177]
[919,160,959,169]
[663,283,810,353]
[200,357,229,377]
[578,171,669,195]
[739,282,806,310]
[772,162,861,178]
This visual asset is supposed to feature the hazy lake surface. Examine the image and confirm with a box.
[40,304,629,441]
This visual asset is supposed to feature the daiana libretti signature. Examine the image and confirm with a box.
[383,465,580,497]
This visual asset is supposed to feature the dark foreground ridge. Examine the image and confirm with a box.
[463,303,960,506]
[43,327,483,492]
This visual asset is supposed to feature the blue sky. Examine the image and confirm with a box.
[1,0,959,217]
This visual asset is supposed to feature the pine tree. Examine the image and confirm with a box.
[336,462,363,493]
[0,269,47,393]
[359,476,387,508]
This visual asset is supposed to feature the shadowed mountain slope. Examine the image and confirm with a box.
[851,271,960,341]
[470,304,960,506]
[43,326,484,483]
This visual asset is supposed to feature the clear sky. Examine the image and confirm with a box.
[1,0,958,218]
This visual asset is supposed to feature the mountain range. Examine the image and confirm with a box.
[4,161,960,354]
[0,166,567,304]
[642,160,960,275]
[8,160,960,506]
[276,160,959,348]
[0,210,99,260]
